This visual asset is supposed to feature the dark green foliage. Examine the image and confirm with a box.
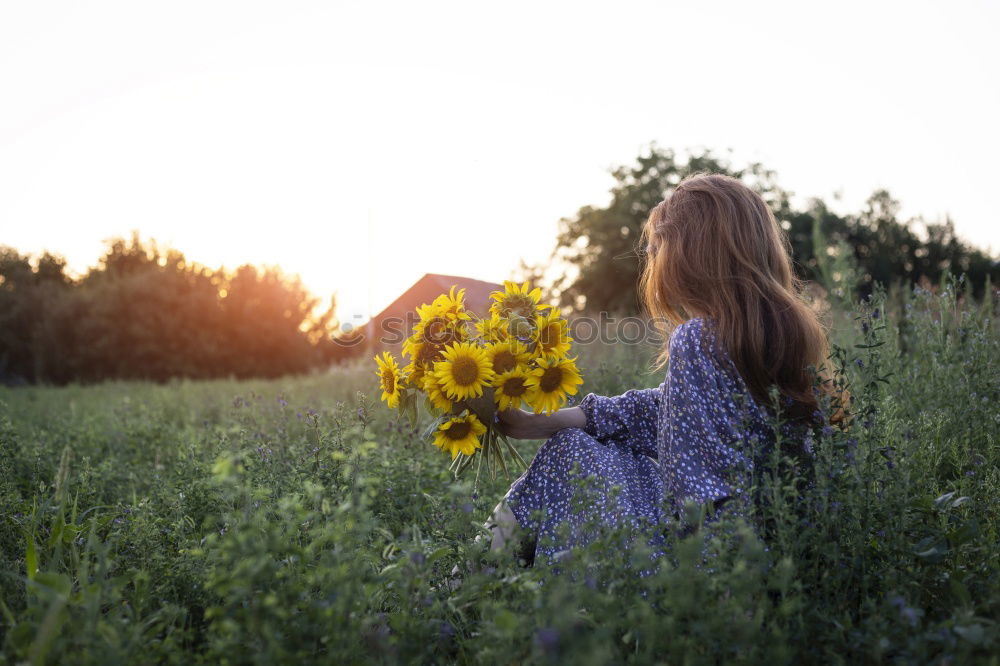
[552,145,999,313]
[0,233,353,385]
[0,280,996,664]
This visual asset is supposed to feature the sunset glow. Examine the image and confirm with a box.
[2,1,997,327]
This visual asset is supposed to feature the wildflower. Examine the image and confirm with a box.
[277,395,288,407]
[437,621,456,641]
[890,595,922,627]
[534,627,560,654]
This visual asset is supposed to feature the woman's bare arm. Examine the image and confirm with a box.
[496,407,587,440]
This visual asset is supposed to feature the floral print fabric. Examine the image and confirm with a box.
[504,317,779,565]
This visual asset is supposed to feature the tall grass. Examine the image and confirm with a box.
[0,277,996,664]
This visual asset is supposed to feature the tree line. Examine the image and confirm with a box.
[3,146,997,385]
[0,233,358,385]
[548,146,998,313]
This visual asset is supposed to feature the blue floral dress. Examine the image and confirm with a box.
[504,317,783,567]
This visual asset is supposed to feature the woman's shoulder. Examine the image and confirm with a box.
[668,317,735,374]
[667,317,761,411]
[668,317,713,355]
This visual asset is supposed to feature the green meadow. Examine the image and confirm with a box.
[1,280,997,664]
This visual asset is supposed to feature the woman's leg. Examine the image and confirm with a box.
[502,427,665,565]
[484,497,519,551]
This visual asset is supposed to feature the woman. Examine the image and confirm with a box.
[489,173,840,567]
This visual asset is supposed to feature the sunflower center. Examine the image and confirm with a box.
[425,318,460,345]
[492,350,516,374]
[501,295,534,318]
[539,367,563,393]
[417,343,443,365]
[451,357,480,386]
[381,369,396,393]
[539,324,557,348]
[502,376,528,397]
[445,421,472,440]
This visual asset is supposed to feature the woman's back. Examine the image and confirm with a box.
[656,316,779,519]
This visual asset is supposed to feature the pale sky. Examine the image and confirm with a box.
[2,0,997,327]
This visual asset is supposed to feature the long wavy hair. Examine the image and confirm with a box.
[640,173,838,422]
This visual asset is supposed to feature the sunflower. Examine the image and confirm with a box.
[433,341,494,401]
[484,340,529,376]
[474,314,509,343]
[413,314,466,348]
[533,311,573,359]
[374,352,404,408]
[402,338,446,387]
[431,286,472,322]
[525,356,583,414]
[493,366,535,411]
[489,280,552,319]
[410,297,468,348]
[403,335,443,365]
[432,411,486,459]
[423,373,454,412]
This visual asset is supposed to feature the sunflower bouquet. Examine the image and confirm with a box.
[374,281,583,481]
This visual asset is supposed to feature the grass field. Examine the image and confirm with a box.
[1,281,997,664]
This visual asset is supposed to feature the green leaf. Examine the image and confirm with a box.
[25,532,38,581]
[947,520,979,547]
[953,624,986,645]
[426,547,451,565]
[33,572,71,598]
[405,399,418,429]
[913,537,949,562]
[949,578,971,605]
[493,609,519,632]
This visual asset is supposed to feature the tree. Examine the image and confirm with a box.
[0,234,344,385]
[546,145,998,313]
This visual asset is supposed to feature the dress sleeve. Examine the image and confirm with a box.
[577,384,663,458]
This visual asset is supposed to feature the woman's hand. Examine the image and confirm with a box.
[496,406,588,440]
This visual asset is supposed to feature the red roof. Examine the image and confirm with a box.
[367,273,502,349]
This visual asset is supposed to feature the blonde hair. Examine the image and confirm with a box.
[640,173,837,421]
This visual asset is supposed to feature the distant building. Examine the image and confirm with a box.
[366,273,501,351]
